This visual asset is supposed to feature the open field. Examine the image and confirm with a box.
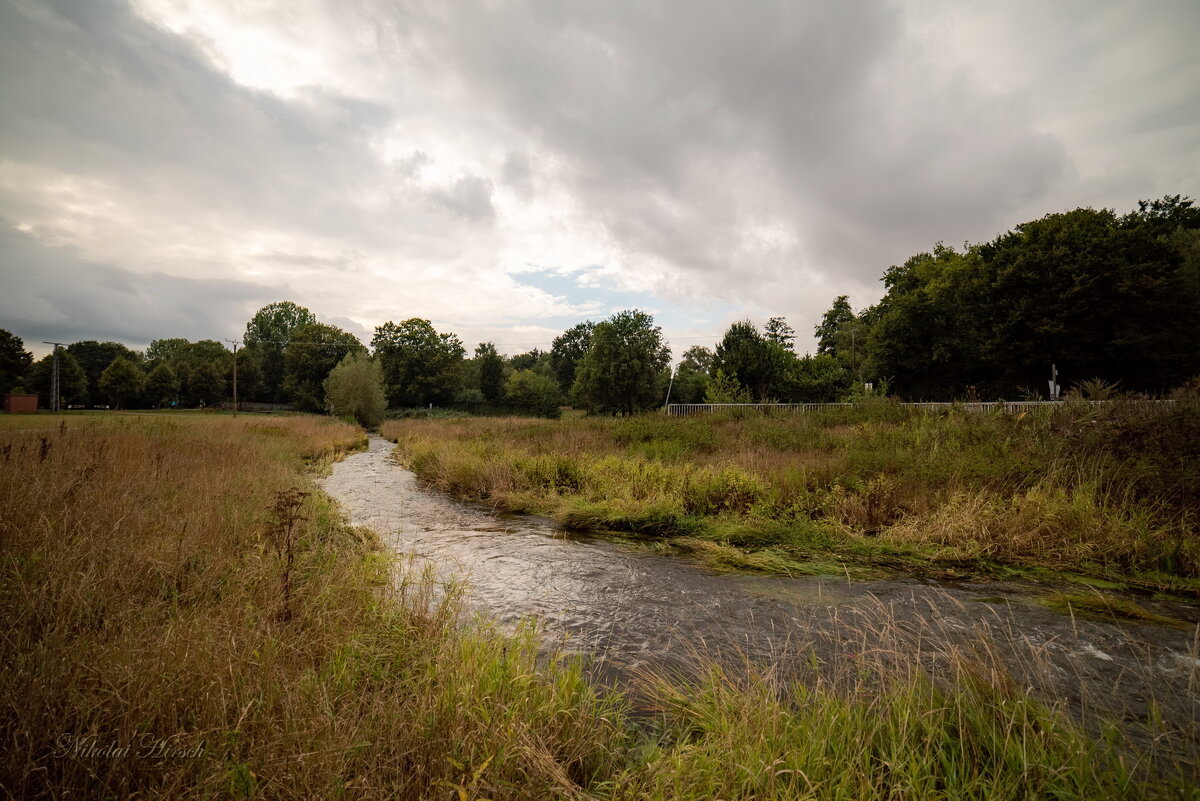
[4,414,1198,798]
[382,393,1200,595]
[1,415,626,798]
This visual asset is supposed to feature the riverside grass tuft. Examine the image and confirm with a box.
[382,392,1200,592]
[3,413,1197,798]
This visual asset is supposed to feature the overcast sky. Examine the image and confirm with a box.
[1,0,1197,359]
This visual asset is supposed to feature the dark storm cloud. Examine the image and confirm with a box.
[1,0,1192,348]
[0,222,280,348]
[369,0,1069,284]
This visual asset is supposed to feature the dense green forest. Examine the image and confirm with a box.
[859,195,1200,399]
[2,195,1197,413]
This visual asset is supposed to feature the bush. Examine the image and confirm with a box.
[324,353,387,429]
[505,369,562,418]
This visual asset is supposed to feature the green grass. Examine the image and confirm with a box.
[5,414,1198,798]
[381,394,1200,593]
[613,666,1183,800]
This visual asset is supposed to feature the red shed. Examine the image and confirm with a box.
[3,394,39,413]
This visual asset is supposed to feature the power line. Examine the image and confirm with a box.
[232,339,363,348]
[482,333,726,350]
[42,341,68,413]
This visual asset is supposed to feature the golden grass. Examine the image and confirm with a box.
[381,405,1200,588]
[4,412,1196,798]
[0,415,626,799]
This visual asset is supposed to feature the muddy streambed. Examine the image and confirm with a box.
[322,436,1199,733]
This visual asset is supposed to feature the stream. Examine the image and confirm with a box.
[321,435,1200,734]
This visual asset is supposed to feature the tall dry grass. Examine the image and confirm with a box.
[382,396,1200,588]
[0,415,626,799]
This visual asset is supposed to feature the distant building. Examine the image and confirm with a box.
[3,394,39,413]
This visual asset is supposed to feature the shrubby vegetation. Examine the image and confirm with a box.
[324,352,387,428]
[384,390,1200,592]
[504,369,562,418]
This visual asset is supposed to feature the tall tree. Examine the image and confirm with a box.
[715,321,765,399]
[187,362,226,407]
[172,340,232,374]
[550,321,595,394]
[714,321,794,401]
[861,196,1200,398]
[508,348,549,374]
[0,330,33,394]
[977,207,1197,394]
[474,342,505,403]
[243,301,317,402]
[230,348,263,403]
[145,363,181,407]
[867,246,990,398]
[572,309,670,415]
[151,340,235,406]
[764,317,796,352]
[98,356,145,410]
[371,319,465,407]
[283,323,365,412]
[67,341,140,405]
[145,338,189,367]
[815,296,855,356]
[672,345,714,404]
[1124,194,1200,233]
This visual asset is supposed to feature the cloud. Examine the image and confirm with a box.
[0,0,1195,356]
[429,175,496,223]
[377,1,1072,292]
[0,221,282,350]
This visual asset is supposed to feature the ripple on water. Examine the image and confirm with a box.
[321,435,1200,732]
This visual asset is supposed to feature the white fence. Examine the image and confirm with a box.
[665,400,1175,416]
[218,401,295,412]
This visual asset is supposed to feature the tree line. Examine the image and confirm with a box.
[1,195,1196,416]
[675,194,1200,403]
[826,195,1200,399]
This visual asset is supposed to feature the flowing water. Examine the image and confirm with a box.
[321,435,1200,732]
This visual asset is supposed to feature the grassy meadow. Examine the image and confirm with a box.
[3,412,1198,798]
[382,392,1200,594]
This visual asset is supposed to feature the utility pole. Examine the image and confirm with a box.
[851,327,858,382]
[225,339,240,417]
[663,363,678,412]
[43,341,68,412]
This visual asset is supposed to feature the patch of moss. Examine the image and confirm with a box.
[1041,592,1192,629]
